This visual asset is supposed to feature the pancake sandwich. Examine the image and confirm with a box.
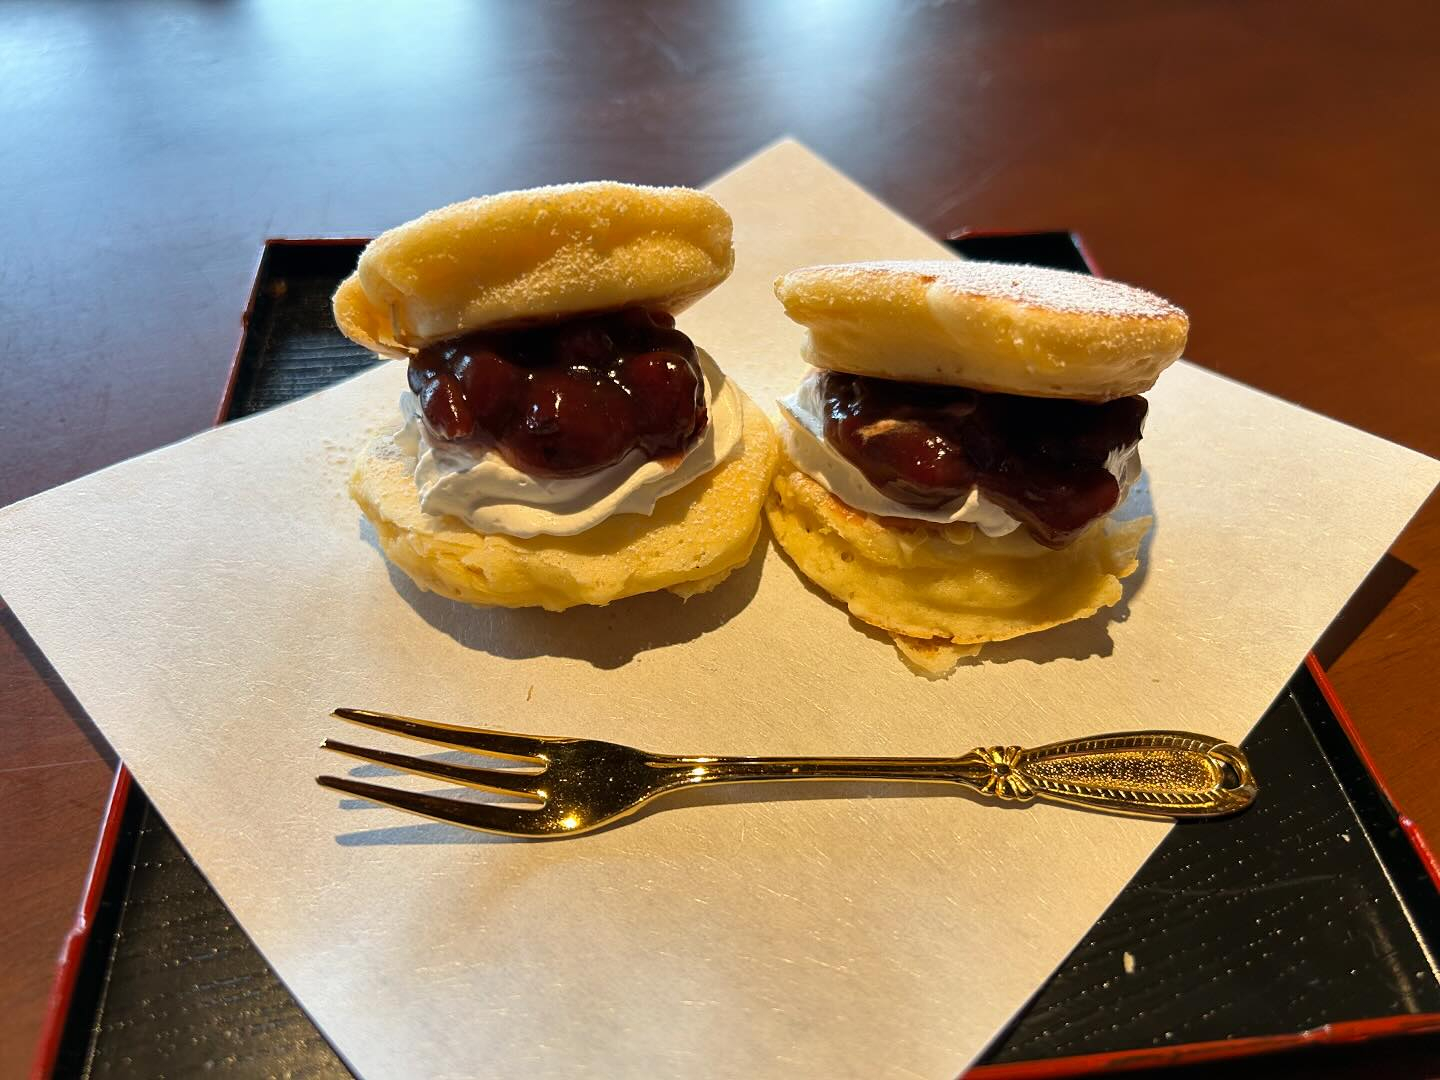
[767,260,1187,674]
[336,182,778,611]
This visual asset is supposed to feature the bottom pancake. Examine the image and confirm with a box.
[352,392,778,611]
[765,463,1150,674]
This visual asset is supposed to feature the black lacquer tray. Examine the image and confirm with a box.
[37,235,1440,1079]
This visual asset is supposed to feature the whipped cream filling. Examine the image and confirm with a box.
[777,370,1140,536]
[394,349,742,538]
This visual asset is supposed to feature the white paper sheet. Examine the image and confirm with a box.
[2,141,1437,1079]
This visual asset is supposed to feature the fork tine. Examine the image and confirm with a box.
[332,707,553,762]
[322,739,544,801]
[316,776,551,837]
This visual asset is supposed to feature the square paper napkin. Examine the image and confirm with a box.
[3,141,1437,1079]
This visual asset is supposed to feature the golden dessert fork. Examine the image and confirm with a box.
[317,708,1256,837]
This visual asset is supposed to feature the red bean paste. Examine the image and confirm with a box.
[407,308,706,477]
[820,371,1146,548]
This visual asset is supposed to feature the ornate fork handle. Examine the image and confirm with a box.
[665,731,1255,819]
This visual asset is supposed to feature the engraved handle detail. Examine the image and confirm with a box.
[959,732,1256,818]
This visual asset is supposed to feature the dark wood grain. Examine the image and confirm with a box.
[2,1,1438,1073]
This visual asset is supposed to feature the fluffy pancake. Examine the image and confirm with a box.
[352,392,778,611]
[765,461,1149,674]
[335,182,734,359]
[775,260,1187,400]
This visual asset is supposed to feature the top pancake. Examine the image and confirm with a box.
[775,260,1188,400]
[334,182,734,359]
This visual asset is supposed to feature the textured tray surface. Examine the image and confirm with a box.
[992,678,1440,1061]
[56,239,1440,1077]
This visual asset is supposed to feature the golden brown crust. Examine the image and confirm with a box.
[765,463,1149,673]
[774,260,1187,400]
[334,182,734,356]
[350,393,778,611]
[891,636,983,676]
[332,274,409,360]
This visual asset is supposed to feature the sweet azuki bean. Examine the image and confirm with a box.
[409,308,707,477]
[821,371,1147,549]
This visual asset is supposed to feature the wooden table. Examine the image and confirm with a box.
[3,1,1437,1072]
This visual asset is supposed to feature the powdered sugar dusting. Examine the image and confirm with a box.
[816,260,1183,320]
[356,180,734,344]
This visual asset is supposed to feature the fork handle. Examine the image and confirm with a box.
[667,730,1254,820]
